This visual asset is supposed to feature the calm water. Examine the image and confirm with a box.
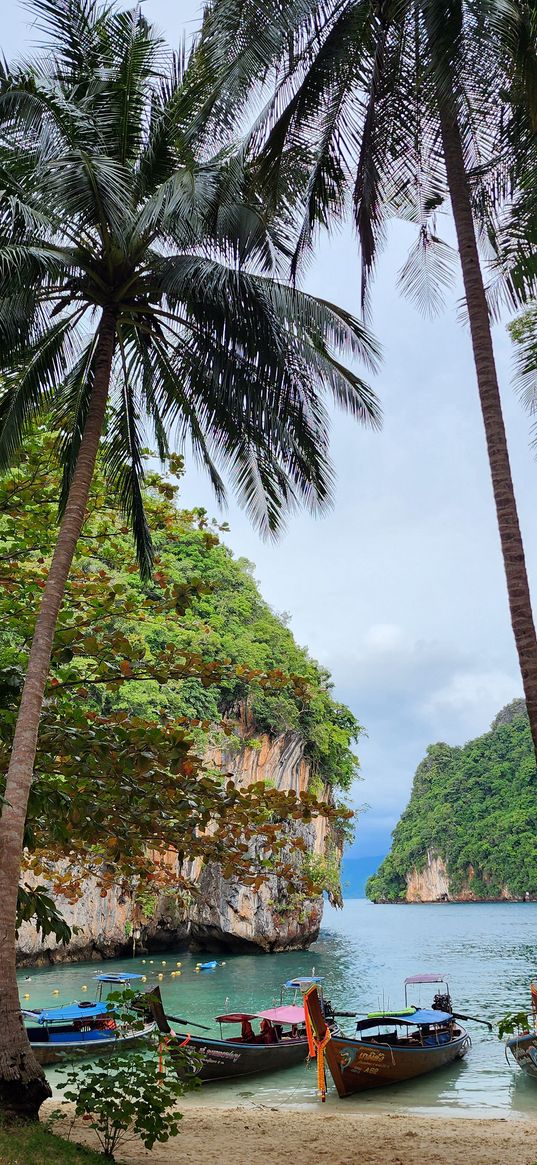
[18,899,537,1118]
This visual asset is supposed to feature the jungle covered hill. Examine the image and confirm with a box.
[367,700,537,902]
[0,429,359,800]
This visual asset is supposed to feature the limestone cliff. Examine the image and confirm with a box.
[367,701,537,904]
[16,730,340,965]
[404,851,518,903]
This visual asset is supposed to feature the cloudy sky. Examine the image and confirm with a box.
[5,0,536,860]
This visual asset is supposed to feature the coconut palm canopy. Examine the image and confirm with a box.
[191,0,524,312]
[189,0,537,764]
[0,0,381,579]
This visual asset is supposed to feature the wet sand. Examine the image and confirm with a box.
[44,1103,537,1165]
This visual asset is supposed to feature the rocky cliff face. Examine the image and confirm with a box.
[405,852,450,902]
[405,851,516,903]
[17,731,339,966]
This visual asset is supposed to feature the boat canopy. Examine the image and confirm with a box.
[215,1006,305,1026]
[256,1005,305,1025]
[404,973,447,985]
[27,1002,109,1024]
[356,1008,453,1032]
[284,977,323,989]
[93,972,142,983]
[215,1013,257,1024]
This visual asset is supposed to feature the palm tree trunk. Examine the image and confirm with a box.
[429,59,537,758]
[0,305,117,1120]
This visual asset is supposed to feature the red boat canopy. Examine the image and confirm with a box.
[215,1013,257,1023]
[404,973,447,985]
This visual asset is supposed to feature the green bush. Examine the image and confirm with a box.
[57,1051,187,1161]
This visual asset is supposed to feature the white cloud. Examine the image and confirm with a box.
[422,670,521,732]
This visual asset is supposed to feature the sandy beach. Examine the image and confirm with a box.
[43,1103,537,1165]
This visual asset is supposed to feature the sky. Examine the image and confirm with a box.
[4,0,536,860]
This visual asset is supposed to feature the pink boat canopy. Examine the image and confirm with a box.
[404,973,447,985]
[255,1005,305,1025]
[215,1006,305,1025]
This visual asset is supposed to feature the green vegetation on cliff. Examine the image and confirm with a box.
[367,700,537,902]
[1,431,360,792]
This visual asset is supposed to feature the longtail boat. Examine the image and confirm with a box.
[505,981,537,1078]
[304,973,471,1098]
[22,972,157,1065]
[151,975,335,1082]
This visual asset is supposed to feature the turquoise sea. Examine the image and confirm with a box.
[18,899,537,1118]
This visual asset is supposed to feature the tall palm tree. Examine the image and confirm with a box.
[192,0,537,755]
[0,0,381,1117]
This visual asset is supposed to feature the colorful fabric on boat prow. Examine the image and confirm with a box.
[304,986,331,1103]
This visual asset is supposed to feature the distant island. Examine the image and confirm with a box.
[367,699,537,903]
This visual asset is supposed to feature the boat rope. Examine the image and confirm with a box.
[158,1031,191,1076]
[305,1004,331,1103]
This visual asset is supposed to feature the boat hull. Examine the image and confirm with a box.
[167,1031,309,1081]
[506,1032,537,1079]
[28,1022,156,1066]
[320,1030,469,1094]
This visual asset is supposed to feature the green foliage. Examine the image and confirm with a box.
[497,1011,533,1040]
[0,1119,105,1165]
[57,1051,187,1161]
[1,430,359,786]
[0,431,357,920]
[16,885,72,946]
[303,846,342,904]
[367,701,537,902]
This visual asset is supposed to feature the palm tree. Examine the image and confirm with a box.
[192,0,537,756]
[0,0,381,1117]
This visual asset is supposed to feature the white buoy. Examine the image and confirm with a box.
[141,976,147,982]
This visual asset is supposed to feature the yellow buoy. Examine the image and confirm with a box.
[141,976,147,982]
[81,985,88,991]
[161,960,167,965]
[176,962,182,967]
[23,993,30,1000]
[194,967,200,973]
[52,989,60,995]
[176,971,182,976]
[158,973,164,980]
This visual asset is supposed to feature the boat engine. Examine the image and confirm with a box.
[432,990,452,1013]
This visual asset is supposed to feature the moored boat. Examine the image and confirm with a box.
[505,981,537,1078]
[152,975,335,1082]
[22,971,157,1066]
[304,973,471,1098]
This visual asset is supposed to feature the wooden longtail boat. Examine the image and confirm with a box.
[151,975,334,1082]
[304,974,470,1098]
[23,972,157,1066]
[505,981,537,1078]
